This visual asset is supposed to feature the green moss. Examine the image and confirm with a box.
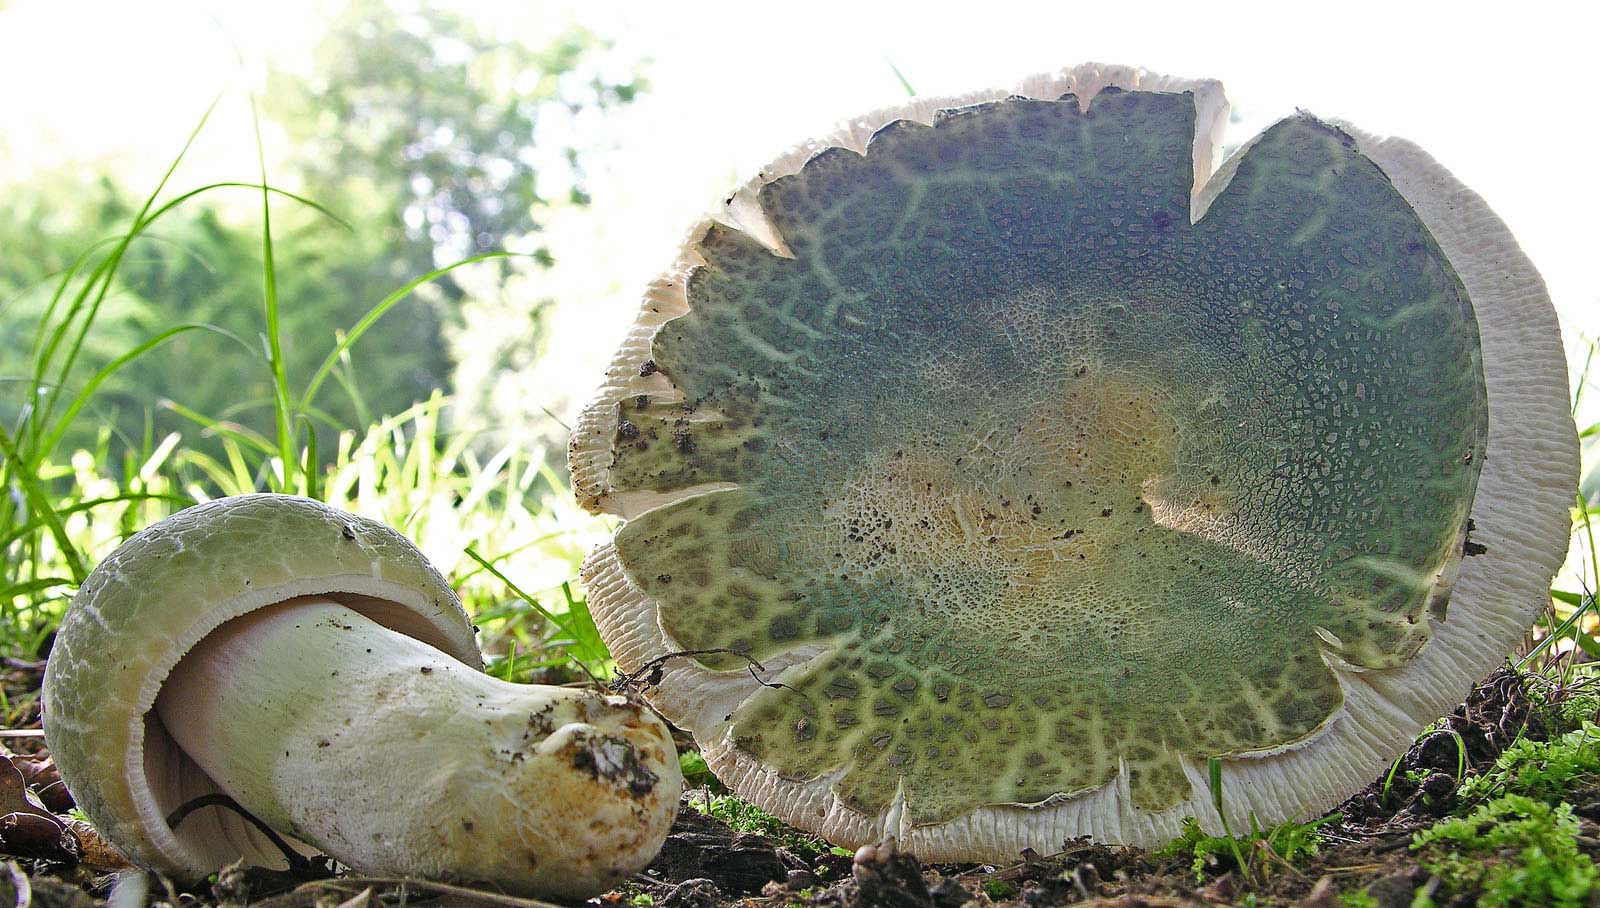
[690,792,788,837]
[981,879,1018,901]
[1544,691,1600,735]
[1411,795,1599,908]
[687,793,850,859]
[1457,722,1600,802]
[1156,817,1235,880]
[1336,891,1378,908]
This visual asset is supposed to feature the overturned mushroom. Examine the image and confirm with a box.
[41,494,681,898]
[572,64,1577,860]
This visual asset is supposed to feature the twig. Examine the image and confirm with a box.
[166,793,310,871]
[1258,842,1311,883]
[616,648,801,698]
[1321,862,1390,875]
[1069,896,1206,907]
[307,876,570,908]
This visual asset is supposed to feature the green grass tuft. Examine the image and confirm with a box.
[690,792,788,838]
[1158,756,1333,884]
[1157,814,1331,883]
[1,105,607,675]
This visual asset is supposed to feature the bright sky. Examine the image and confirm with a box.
[2,0,1597,417]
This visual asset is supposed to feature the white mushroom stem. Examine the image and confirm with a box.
[154,597,679,898]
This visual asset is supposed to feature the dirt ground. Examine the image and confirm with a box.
[1,662,1593,908]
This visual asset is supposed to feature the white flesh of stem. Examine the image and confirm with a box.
[153,596,667,893]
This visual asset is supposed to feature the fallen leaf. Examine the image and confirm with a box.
[0,757,78,863]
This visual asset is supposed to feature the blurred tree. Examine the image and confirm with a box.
[269,0,641,297]
[0,0,642,470]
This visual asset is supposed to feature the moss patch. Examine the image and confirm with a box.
[1411,796,1598,908]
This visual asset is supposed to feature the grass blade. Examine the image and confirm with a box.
[886,58,917,97]
[33,96,223,450]
[250,95,296,491]
[37,324,246,463]
[298,252,521,412]
[462,547,576,641]
[0,425,86,584]
[161,399,278,458]
[299,414,320,500]
[0,492,190,550]
[1574,338,1596,416]
[1,577,75,601]
[21,237,119,367]
[144,182,351,233]
[1518,591,1594,669]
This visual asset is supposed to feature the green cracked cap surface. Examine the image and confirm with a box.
[594,89,1486,822]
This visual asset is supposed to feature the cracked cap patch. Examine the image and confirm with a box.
[586,87,1486,824]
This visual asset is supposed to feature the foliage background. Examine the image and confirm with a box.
[1,0,641,469]
[0,0,1595,661]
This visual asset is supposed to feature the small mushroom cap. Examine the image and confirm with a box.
[572,64,1577,859]
[42,494,478,876]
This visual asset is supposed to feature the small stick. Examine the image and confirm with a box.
[165,793,310,871]
[617,649,802,697]
[312,876,569,908]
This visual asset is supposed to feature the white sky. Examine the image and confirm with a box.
[2,0,1597,418]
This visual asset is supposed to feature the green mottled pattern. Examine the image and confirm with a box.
[609,90,1486,819]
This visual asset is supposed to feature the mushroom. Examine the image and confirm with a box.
[570,63,1577,860]
[41,494,681,898]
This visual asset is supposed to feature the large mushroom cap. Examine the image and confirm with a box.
[572,64,1578,860]
[41,494,478,875]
